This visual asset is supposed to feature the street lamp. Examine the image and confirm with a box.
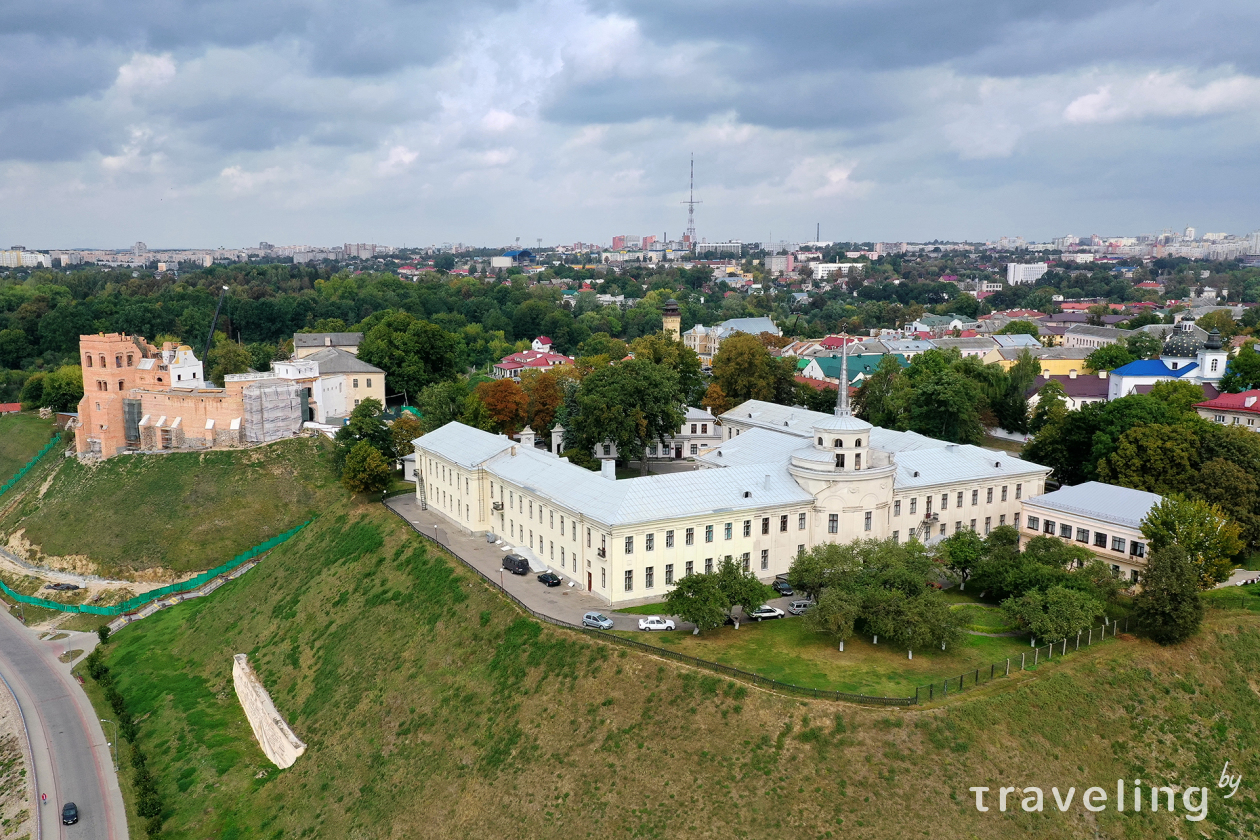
[100,719,119,771]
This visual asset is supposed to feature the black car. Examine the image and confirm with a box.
[537,571,562,587]
[502,554,530,575]
[62,802,78,825]
[771,580,794,596]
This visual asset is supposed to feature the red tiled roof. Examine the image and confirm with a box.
[1195,390,1260,414]
[0,403,19,413]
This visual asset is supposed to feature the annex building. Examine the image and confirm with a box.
[415,375,1052,606]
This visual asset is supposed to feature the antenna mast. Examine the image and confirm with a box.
[680,154,701,247]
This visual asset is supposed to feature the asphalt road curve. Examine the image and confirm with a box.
[0,610,127,840]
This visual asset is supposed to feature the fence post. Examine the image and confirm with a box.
[1088,627,1092,645]
[990,664,994,680]
[1005,658,1010,677]
[1047,642,1051,660]
[1076,630,1081,651]
[929,684,934,701]
[974,669,979,686]
[1021,652,1025,671]
[1034,647,1039,666]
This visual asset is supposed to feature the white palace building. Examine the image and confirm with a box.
[414,350,1054,607]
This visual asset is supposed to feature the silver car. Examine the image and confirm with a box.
[582,611,614,630]
[787,600,812,615]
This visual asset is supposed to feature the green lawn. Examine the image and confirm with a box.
[951,603,1016,633]
[0,436,341,577]
[82,499,1260,840]
[614,615,1045,699]
[0,411,55,481]
[613,600,669,615]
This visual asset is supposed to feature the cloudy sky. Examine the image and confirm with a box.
[1,0,1258,248]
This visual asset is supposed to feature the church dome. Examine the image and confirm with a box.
[1162,329,1202,359]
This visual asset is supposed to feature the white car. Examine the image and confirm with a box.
[747,605,785,621]
[638,616,676,631]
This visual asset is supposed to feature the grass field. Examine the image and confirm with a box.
[0,412,55,481]
[86,499,1260,840]
[0,436,341,577]
[614,617,1040,698]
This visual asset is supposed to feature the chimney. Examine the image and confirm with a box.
[1069,369,1077,379]
[550,424,566,455]
[518,425,535,449]
[764,474,771,489]
[1098,370,1107,379]
[601,459,616,481]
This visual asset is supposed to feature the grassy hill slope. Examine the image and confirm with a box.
[0,411,55,480]
[0,437,340,578]
[92,499,1260,840]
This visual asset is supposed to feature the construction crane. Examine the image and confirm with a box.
[203,285,230,361]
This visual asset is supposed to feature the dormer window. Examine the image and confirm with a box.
[817,437,822,446]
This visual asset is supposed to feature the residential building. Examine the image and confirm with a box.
[645,407,723,459]
[983,345,1091,374]
[1194,389,1260,431]
[799,353,909,385]
[414,386,1050,606]
[906,313,979,334]
[293,332,363,359]
[764,254,795,274]
[1062,324,1132,350]
[492,347,574,380]
[929,336,998,358]
[1006,263,1049,285]
[683,317,780,364]
[1020,481,1158,584]
[1027,371,1110,411]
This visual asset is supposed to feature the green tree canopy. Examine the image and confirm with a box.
[575,359,685,473]
[333,398,394,466]
[341,440,392,495]
[358,311,466,400]
[662,573,728,635]
[802,588,862,650]
[1132,545,1205,645]
[1141,494,1243,588]
[996,320,1041,337]
[711,332,796,405]
[1219,343,1260,393]
[1084,343,1135,372]
[1000,585,1106,644]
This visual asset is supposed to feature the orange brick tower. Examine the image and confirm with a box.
[75,333,158,457]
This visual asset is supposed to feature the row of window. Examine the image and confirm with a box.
[1213,414,1256,427]
[622,549,777,591]
[351,378,373,388]
[623,514,808,553]
[85,353,134,369]
[891,484,1023,517]
[1025,516,1146,557]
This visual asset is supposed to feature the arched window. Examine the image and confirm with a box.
[85,355,93,367]
[115,354,122,368]
[855,439,862,447]
[833,439,842,448]
[99,355,106,367]
[817,437,822,446]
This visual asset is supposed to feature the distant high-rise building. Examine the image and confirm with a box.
[133,241,147,258]
[1006,262,1049,285]
[1184,227,1196,241]
[611,235,626,250]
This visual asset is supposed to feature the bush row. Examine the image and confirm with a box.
[85,649,164,837]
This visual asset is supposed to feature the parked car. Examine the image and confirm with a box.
[638,616,675,631]
[582,611,614,630]
[537,571,562,587]
[787,600,812,615]
[771,580,794,596]
[747,605,785,621]
[502,554,530,575]
[62,802,78,825]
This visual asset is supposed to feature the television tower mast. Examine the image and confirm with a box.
[681,154,700,245]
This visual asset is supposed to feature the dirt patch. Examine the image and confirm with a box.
[58,649,85,664]
[0,675,33,840]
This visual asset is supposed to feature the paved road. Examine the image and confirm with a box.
[0,611,127,840]
[386,495,800,631]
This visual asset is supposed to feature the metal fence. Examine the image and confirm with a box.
[0,521,312,616]
[1206,595,1260,612]
[912,617,1129,704]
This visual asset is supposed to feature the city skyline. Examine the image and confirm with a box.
[0,1,1257,246]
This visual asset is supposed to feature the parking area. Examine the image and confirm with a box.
[384,494,801,632]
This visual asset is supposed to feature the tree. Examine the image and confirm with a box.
[333,398,394,466]
[40,365,84,412]
[433,254,456,273]
[1028,379,1067,434]
[938,529,985,590]
[715,557,773,624]
[995,349,1040,432]
[1132,545,1205,645]
[788,542,864,601]
[711,332,795,405]
[416,380,470,432]
[629,333,704,403]
[18,372,44,409]
[997,320,1040,337]
[207,338,252,385]
[701,382,731,416]
[1084,343,1135,372]
[1219,343,1260,393]
[1147,379,1206,415]
[474,379,529,436]
[1095,424,1198,494]
[1141,494,1244,589]
[0,328,31,368]
[853,354,909,429]
[341,440,392,495]
[575,359,685,473]
[908,369,984,444]
[1193,458,1260,550]
[1125,331,1162,360]
[1000,585,1105,644]
[662,573,728,634]
[1195,309,1238,339]
[520,369,568,432]
[358,311,466,400]
[803,588,862,650]
[390,412,424,457]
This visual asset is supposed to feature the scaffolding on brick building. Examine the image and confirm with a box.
[242,382,303,443]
